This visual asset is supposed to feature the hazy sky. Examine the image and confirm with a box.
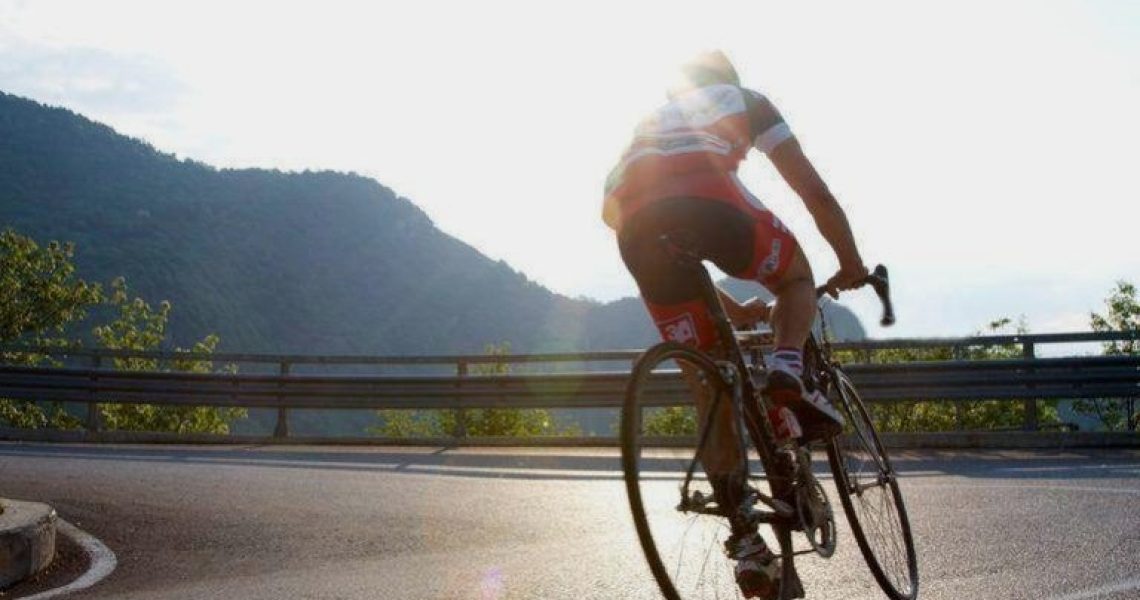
[1,0,1137,339]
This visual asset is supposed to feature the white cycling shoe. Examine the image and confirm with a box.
[730,533,780,599]
[765,364,844,439]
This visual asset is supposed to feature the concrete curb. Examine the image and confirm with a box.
[19,519,117,600]
[0,499,57,590]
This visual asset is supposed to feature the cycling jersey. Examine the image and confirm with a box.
[602,84,794,231]
[605,84,800,351]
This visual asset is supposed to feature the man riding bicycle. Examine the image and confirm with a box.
[602,50,870,598]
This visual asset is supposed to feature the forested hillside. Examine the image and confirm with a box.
[0,91,863,355]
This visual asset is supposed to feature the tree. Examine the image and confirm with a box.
[1073,281,1138,431]
[0,229,244,434]
[92,277,246,434]
[0,229,103,344]
[0,229,102,428]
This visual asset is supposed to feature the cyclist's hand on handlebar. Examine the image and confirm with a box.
[825,264,870,298]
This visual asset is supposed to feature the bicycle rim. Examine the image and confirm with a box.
[621,342,786,600]
[826,370,918,600]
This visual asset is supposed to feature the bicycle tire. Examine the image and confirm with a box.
[621,342,795,600]
[825,368,919,600]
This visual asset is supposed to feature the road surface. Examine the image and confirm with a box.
[1,443,1137,599]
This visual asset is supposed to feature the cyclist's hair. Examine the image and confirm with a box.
[669,50,741,98]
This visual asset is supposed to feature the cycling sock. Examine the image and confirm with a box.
[771,347,804,377]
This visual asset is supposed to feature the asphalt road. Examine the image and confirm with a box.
[1,443,1138,600]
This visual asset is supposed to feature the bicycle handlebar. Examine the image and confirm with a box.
[816,264,896,327]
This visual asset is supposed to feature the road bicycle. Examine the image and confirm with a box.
[620,239,918,600]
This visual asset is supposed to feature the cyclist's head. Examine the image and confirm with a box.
[668,50,740,98]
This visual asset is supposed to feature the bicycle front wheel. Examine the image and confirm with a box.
[826,368,919,600]
[621,342,750,600]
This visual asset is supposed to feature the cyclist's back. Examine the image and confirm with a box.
[603,82,791,234]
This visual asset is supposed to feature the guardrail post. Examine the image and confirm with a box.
[273,361,291,438]
[85,353,102,433]
[952,346,966,430]
[1023,342,1038,431]
[454,361,468,439]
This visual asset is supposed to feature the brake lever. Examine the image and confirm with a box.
[865,265,895,327]
[816,265,896,327]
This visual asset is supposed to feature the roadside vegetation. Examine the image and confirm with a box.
[1078,281,1138,431]
[638,318,1049,437]
[641,282,1138,436]
[0,228,245,433]
[370,343,580,438]
[4,226,1133,437]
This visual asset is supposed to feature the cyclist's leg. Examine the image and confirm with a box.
[618,198,751,513]
[702,184,810,372]
[643,299,743,487]
[715,180,842,435]
[679,348,746,500]
[620,196,783,596]
[767,248,815,353]
[766,247,848,435]
[712,180,808,344]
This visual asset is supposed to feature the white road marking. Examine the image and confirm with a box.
[1049,576,1140,600]
[20,519,117,600]
[195,456,404,470]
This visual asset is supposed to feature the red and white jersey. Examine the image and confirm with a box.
[602,84,794,230]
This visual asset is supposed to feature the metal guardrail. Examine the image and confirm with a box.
[0,331,1136,441]
[2,330,1136,367]
[0,355,1136,407]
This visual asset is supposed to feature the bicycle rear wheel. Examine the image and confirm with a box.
[621,342,792,600]
[825,369,918,600]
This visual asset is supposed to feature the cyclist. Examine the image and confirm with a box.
[602,50,869,598]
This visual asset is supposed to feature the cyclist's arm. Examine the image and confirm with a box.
[768,138,866,282]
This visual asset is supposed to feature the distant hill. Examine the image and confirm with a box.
[0,90,864,358]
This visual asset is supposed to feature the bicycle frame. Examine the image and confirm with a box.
[677,252,893,516]
[679,258,801,516]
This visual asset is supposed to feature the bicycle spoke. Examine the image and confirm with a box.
[695,523,721,597]
[827,368,918,600]
[852,473,910,594]
[622,343,760,600]
[674,513,700,578]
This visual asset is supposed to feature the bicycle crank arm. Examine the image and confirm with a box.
[746,488,794,519]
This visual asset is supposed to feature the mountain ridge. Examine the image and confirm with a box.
[0,90,864,356]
